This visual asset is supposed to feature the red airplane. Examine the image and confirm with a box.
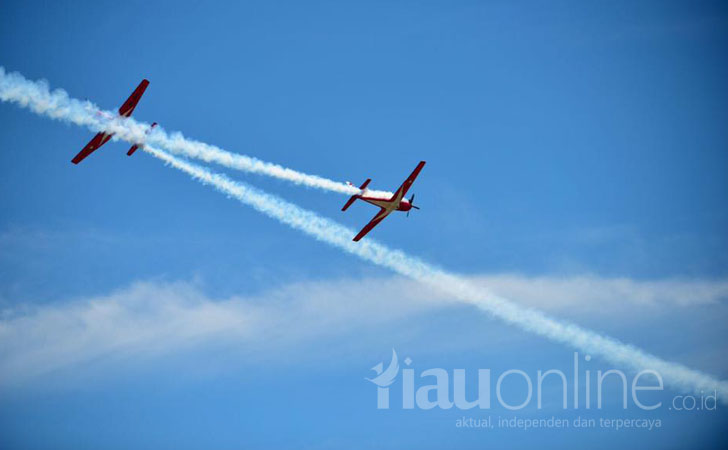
[71,79,156,164]
[342,161,426,241]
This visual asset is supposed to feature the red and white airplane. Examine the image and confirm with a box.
[71,79,156,164]
[342,161,426,241]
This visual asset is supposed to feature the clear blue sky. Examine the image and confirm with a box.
[1,1,727,448]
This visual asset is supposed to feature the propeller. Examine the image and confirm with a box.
[407,194,420,217]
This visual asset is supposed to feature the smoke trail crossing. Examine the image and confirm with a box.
[0,67,392,198]
[143,144,728,401]
[3,66,726,401]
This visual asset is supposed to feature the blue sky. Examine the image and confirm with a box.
[1,1,727,448]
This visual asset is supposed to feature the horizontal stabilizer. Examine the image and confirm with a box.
[342,196,357,212]
[126,122,157,157]
[342,178,371,211]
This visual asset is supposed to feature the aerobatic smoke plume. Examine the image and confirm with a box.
[143,145,728,402]
[2,66,727,401]
[0,67,392,198]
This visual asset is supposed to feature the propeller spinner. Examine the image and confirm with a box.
[407,193,420,217]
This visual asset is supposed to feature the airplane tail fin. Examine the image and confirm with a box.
[127,122,157,156]
[342,178,371,211]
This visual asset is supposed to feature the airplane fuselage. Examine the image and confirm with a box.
[359,196,412,212]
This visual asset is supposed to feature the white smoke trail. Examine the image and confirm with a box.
[143,144,728,401]
[3,67,727,400]
[0,67,392,198]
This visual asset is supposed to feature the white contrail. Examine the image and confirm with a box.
[0,67,392,198]
[143,144,728,401]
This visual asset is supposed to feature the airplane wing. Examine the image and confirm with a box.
[353,208,392,242]
[118,79,149,117]
[71,132,111,164]
[390,161,426,202]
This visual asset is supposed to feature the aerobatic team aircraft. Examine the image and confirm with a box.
[69,79,425,241]
[342,161,426,241]
[71,80,156,164]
